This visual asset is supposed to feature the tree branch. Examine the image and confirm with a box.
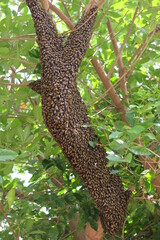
[0,36,35,42]
[107,4,139,79]
[49,2,74,29]
[107,19,129,104]
[0,204,18,240]
[0,55,36,66]
[61,0,72,20]
[0,81,29,87]
[40,0,50,12]
[91,59,127,122]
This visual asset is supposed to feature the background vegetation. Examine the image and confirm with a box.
[0,0,160,239]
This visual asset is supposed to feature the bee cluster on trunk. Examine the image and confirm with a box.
[26,0,130,235]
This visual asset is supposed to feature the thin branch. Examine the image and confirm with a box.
[51,176,63,188]
[107,4,140,79]
[92,59,127,122]
[0,37,35,42]
[127,43,144,67]
[132,222,154,240]
[126,26,156,77]
[97,0,107,8]
[94,0,114,29]
[78,2,82,19]
[0,204,18,240]
[0,56,36,66]
[61,0,72,20]
[10,65,16,92]
[0,82,29,87]
[107,19,129,104]
[127,23,160,66]
[121,219,126,240]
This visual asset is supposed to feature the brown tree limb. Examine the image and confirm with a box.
[85,218,104,240]
[97,0,107,8]
[40,0,50,13]
[49,2,74,29]
[92,59,127,122]
[107,19,129,104]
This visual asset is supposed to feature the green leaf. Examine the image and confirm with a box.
[77,216,86,233]
[0,149,18,162]
[48,227,59,240]
[128,125,145,135]
[145,133,157,140]
[125,153,132,163]
[88,140,97,148]
[141,169,150,175]
[30,230,46,235]
[129,147,151,156]
[29,48,40,59]
[107,154,122,162]
[86,48,94,57]
[110,169,123,174]
[23,125,31,141]
[114,121,126,130]
[7,188,15,208]
[107,152,132,166]
[109,131,123,139]
[0,176,2,184]
[33,105,43,122]
[126,111,136,127]
[109,140,127,150]
[0,47,9,55]
[145,200,155,214]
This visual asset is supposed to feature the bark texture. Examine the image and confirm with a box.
[26,0,130,235]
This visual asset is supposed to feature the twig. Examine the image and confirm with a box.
[107,19,129,104]
[97,0,107,8]
[10,65,16,92]
[0,37,35,42]
[132,222,154,240]
[78,1,82,19]
[134,197,159,202]
[0,56,36,66]
[0,82,29,87]
[121,219,126,240]
[0,204,18,240]
[94,0,114,29]
[107,3,140,79]
[61,0,72,20]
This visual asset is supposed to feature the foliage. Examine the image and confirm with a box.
[0,0,160,239]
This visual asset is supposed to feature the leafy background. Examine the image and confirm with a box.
[0,0,160,239]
